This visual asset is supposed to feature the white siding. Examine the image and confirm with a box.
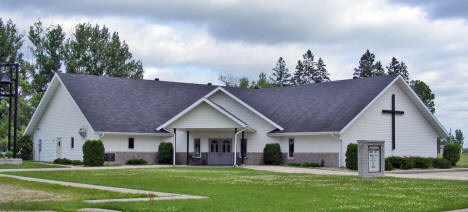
[280,135,339,153]
[101,135,164,152]
[32,84,98,162]
[340,83,439,166]
[209,92,281,152]
[168,102,241,129]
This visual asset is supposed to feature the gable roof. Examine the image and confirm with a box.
[25,73,447,137]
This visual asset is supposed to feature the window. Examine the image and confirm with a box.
[288,138,294,158]
[128,138,134,149]
[38,139,42,152]
[71,137,75,149]
[104,153,115,162]
[194,139,201,158]
[210,140,219,152]
[223,140,231,152]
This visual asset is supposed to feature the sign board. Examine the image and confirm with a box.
[368,146,380,172]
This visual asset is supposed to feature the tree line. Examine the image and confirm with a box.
[0,18,144,152]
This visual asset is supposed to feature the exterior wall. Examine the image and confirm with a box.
[279,135,340,167]
[167,102,241,129]
[32,84,98,162]
[100,134,164,152]
[340,83,440,167]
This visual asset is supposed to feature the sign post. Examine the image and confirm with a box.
[358,140,385,178]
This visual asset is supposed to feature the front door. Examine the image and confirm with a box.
[56,138,62,159]
[208,139,232,165]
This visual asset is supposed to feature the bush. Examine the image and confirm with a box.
[302,162,320,167]
[286,162,301,167]
[400,157,416,169]
[82,140,105,166]
[433,158,451,169]
[443,144,462,166]
[126,158,148,165]
[385,158,394,171]
[4,151,13,158]
[263,143,282,165]
[345,143,358,170]
[158,142,173,164]
[18,135,33,160]
[387,156,404,169]
[71,160,83,165]
[412,157,433,169]
[54,158,72,165]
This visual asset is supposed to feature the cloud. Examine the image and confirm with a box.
[391,0,468,20]
[1,0,468,146]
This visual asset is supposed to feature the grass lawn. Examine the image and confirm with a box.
[0,160,66,169]
[4,167,468,211]
[456,152,468,168]
[0,176,150,211]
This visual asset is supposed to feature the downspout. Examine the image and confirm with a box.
[162,128,176,166]
[234,127,248,166]
[331,133,342,168]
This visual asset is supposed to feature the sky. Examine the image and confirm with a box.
[2,0,467,146]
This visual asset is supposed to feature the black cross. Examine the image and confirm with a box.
[382,94,404,150]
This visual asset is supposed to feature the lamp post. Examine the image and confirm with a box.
[0,63,19,158]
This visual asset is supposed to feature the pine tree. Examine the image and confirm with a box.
[270,57,291,86]
[410,80,435,113]
[292,60,307,85]
[62,23,143,79]
[28,20,65,94]
[255,72,272,88]
[455,129,464,147]
[312,57,330,83]
[386,57,409,83]
[353,50,385,78]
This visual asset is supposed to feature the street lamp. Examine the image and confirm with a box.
[0,72,11,84]
[0,64,19,158]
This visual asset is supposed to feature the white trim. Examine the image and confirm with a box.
[268,131,339,136]
[340,76,447,137]
[216,87,284,130]
[97,131,171,137]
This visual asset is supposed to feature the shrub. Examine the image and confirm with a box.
[158,142,173,164]
[263,143,282,165]
[385,158,394,171]
[126,158,148,165]
[443,144,462,166]
[82,140,105,166]
[302,162,320,167]
[412,157,433,169]
[400,157,416,169]
[432,158,451,169]
[345,143,358,170]
[4,151,13,158]
[286,162,301,167]
[71,160,83,165]
[387,156,404,169]
[18,135,33,160]
[54,158,72,165]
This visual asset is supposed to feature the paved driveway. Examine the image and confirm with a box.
[244,165,468,181]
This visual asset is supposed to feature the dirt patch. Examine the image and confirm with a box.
[0,183,68,203]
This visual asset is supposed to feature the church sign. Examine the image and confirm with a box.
[358,140,385,178]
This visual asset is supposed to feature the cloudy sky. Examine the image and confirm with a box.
[3,0,467,146]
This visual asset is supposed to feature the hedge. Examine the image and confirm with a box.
[286,162,301,167]
[54,158,72,165]
[443,144,462,166]
[302,162,320,167]
[71,160,83,165]
[345,143,358,170]
[126,158,148,165]
[82,140,105,166]
[18,135,33,160]
[158,142,173,164]
[385,158,394,171]
[432,158,451,169]
[413,157,433,169]
[263,143,282,165]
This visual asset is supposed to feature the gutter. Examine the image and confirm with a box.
[331,133,342,168]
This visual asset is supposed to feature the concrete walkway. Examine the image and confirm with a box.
[0,164,172,173]
[0,173,207,203]
[244,165,468,181]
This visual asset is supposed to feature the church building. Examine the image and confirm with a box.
[24,73,447,167]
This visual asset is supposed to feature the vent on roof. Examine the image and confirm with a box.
[353,76,358,79]
[207,82,212,85]
[154,78,159,81]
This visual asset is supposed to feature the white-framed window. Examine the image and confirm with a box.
[70,137,75,149]
[288,138,294,158]
[193,138,201,158]
[128,138,134,149]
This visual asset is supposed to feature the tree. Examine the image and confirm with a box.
[219,74,239,87]
[270,57,291,86]
[292,60,307,85]
[353,50,385,78]
[255,72,272,88]
[313,58,330,83]
[28,20,65,94]
[238,77,250,88]
[386,57,409,83]
[0,19,24,64]
[292,49,323,85]
[62,23,143,79]
[410,80,435,113]
[455,129,464,147]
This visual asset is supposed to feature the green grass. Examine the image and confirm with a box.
[456,152,468,168]
[5,167,468,211]
[0,177,150,211]
[0,160,66,169]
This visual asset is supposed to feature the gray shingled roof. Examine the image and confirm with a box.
[58,73,397,134]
